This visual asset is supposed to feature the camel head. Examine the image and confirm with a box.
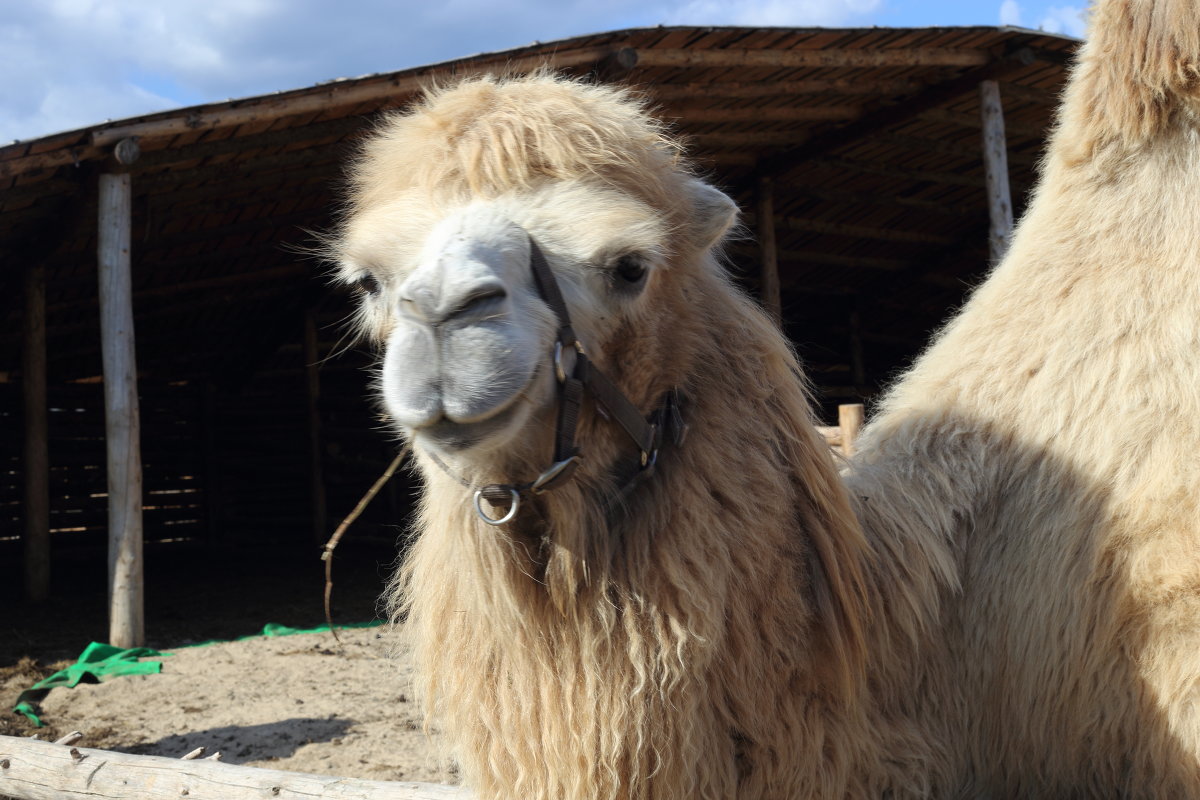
[334,75,737,503]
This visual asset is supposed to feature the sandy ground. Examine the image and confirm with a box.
[0,543,460,786]
[3,626,456,785]
[4,628,456,791]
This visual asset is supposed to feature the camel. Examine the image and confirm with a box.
[329,0,1200,794]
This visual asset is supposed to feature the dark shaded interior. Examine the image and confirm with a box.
[0,26,1076,631]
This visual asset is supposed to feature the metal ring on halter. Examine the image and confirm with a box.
[474,488,520,526]
[553,340,587,383]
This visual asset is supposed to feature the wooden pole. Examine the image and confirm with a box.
[838,403,865,458]
[97,168,144,649]
[978,80,1014,263]
[22,261,50,603]
[304,311,328,546]
[756,175,782,326]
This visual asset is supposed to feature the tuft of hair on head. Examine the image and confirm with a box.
[345,71,691,221]
[1058,0,1200,161]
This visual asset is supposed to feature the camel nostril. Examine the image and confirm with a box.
[400,284,507,325]
[448,285,508,321]
[400,287,438,322]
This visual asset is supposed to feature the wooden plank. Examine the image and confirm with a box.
[978,80,1014,263]
[838,404,865,457]
[916,107,1045,139]
[0,735,470,800]
[97,171,145,649]
[22,261,50,602]
[649,78,925,99]
[756,176,781,325]
[634,47,991,69]
[730,244,910,272]
[742,213,957,246]
[662,105,862,123]
[810,156,989,189]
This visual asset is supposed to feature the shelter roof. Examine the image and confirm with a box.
[0,25,1079,397]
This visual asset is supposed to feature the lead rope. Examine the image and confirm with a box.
[423,235,679,526]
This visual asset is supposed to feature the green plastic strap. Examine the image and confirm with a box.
[10,621,386,727]
[181,620,385,649]
[11,642,168,728]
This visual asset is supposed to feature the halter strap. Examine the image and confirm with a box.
[529,240,661,462]
[434,235,683,525]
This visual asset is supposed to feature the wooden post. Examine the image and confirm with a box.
[304,312,327,546]
[979,80,1014,263]
[756,175,782,325]
[22,262,50,603]
[838,403,865,458]
[98,165,144,649]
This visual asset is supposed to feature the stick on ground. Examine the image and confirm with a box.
[321,447,410,643]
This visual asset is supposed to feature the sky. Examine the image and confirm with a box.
[1,0,1088,145]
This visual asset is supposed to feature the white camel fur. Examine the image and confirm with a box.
[332,0,1200,795]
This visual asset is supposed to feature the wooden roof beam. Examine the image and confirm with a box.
[729,243,909,272]
[648,78,925,100]
[778,184,979,217]
[754,47,1041,180]
[663,106,864,124]
[871,132,1039,168]
[807,155,1024,191]
[634,47,991,69]
[135,116,369,171]
[916,107,1045,139]
[741,212,958,246]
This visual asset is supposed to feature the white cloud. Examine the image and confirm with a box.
[0,0,290,142]
[2,0,1061,145]
[663,0,882,27]
[999,0,1022,26]
[1037,5,1088,37]
[1,0,671,142]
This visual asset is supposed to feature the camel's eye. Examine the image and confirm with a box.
[613,255,647,287]
[355,274,382,297]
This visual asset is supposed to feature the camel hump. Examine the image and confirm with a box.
[1066,0,1200,151]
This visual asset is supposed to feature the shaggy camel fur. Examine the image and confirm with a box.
[333,1,1200,795]
[847,0,1200,794]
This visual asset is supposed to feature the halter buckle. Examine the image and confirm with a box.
[531,455,581,494]
[474,487,520,526]
[553,340,587,383]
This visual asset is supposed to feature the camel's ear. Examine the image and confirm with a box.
[685,179,738,250]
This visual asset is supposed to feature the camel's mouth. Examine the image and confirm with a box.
[410,395,529,452]
[402,361,547,455]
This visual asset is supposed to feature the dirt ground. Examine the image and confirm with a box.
[0,540,456,785]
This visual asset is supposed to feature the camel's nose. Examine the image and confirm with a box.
[399,276,508,326]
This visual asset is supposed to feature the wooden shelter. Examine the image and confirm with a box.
[0,26,1078,645]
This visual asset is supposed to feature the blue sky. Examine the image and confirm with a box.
[0,0,1087,145]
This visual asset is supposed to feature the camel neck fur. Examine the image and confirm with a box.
[388,261,940,798]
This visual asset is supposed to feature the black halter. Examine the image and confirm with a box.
[427,236,685,526]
